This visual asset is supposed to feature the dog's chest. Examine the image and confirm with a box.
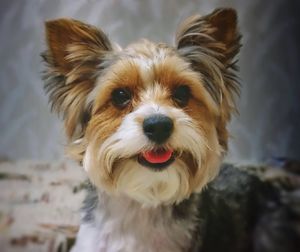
[73,192,197,252]
[96,200,193,251]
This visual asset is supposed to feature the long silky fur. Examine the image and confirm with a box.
[41,19,113,140]
[176,9,241,116]
[175,9,241,150]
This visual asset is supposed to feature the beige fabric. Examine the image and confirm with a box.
[0,160,85,252]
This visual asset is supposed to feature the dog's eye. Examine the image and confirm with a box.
[172,85,190,107]
[111,88,132,108]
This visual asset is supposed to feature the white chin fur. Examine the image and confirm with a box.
[116,159,190,207]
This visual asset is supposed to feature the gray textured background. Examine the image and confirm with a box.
[0,0,299,163]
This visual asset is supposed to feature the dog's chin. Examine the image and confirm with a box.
[113,154,191,207]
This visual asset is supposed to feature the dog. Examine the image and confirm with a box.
[42,8,241,252]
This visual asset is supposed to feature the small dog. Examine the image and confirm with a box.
[42,8,241,252]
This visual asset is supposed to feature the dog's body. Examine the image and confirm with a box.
[42,8,242,251]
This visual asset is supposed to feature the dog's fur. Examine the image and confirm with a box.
[42,8,241,251]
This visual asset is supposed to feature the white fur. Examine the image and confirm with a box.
[71,191,197,252]
[116,159,189,206]
[132,48,167,71]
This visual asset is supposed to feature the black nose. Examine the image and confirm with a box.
[143,114,174,144]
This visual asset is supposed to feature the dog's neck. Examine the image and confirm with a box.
[74,188,200,252]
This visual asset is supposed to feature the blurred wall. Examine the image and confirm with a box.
[0,0,299,162]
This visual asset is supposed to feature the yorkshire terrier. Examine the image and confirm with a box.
[42,8,241,252]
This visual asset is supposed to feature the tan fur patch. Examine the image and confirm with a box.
[152,56,219,114]
[87,104,130,144]
[92,59,144,113]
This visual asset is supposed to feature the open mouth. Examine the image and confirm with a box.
[138,148,175,171]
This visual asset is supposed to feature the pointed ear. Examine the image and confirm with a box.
[176,9,242,150]
[42,19,113,139]
[176,8,241,65]
[45,18,112,74]
[175,8,241,109]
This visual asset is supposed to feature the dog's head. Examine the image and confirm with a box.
[42,8,241,206]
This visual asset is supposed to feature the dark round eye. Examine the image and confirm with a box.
[172,85,190,107]
[111,88,132,108]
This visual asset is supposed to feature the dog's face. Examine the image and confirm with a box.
[43,8,241,206]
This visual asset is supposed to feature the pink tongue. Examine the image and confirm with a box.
[142,149,173,164]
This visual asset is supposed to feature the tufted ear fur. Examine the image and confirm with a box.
[176,8,240,63]
[176,8,242,149]
[42,19,113,139]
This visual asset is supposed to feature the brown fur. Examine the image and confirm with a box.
[42,19,113,140]
[91,59,144,114]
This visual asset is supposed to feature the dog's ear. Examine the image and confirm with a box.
[176,8,241,149]
[42,19,113,139]
[176,8,240,66]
